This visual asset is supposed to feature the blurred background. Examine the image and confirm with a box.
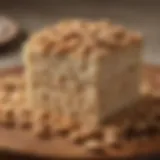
[0,0,160,68]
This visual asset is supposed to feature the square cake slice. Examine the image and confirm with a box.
[23,19,143,128]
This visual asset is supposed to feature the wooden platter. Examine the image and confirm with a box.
[0,64,159,159]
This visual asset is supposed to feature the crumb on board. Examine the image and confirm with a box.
[0,67,159,154]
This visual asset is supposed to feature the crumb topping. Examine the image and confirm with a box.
[25,19,143,56]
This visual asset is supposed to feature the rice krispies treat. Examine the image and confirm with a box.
[23,19,143,128]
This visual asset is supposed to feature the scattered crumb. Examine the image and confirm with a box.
[69,127,102,144]
[84,139,104,154]
[0,107,15,128]
[104,125,122,148]
[33,109,51,125]
[16,108,33,129]
[0,67,159,154]
[69,131,85,144]
[33,123,53,139]
[53,124,70,136]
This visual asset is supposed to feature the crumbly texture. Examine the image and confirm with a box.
[24,19,142,56]
[23,19,143,128]
[0,74,25,107]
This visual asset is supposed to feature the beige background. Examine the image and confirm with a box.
[0,0,160,68]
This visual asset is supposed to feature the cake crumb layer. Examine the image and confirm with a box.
[25,19,143,56]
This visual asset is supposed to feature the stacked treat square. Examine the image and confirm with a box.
[23,19,142,128]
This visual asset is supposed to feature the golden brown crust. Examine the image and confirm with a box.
[25,19,143,56]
